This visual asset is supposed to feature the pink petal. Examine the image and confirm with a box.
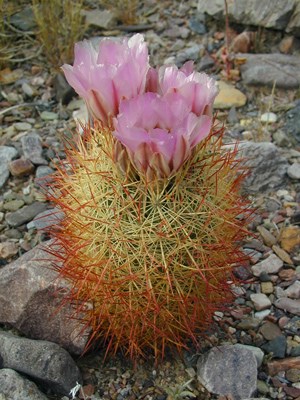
[180,61,194,76]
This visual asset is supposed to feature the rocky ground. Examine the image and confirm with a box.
[1,0,300,399]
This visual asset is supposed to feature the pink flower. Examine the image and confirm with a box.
[113,92,212,179]
[146,62,218,117]
[62,34,149,126]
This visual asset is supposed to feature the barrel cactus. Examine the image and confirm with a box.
[45,34,250,360]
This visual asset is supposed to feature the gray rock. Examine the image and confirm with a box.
[275,297,300,315]
[197,0,299,34]
[262,335,287,358]
[0,146,18,189]
[233,344,264,367]
[237,317,261,330]
[177,44,204,65]
[0,241,90,355]
[284,280,300,299]
[250,293,272,311]
[288,163,300,179]
[21,132,47,165]
[199,54,215,71]
[251,254,284,277]
[0,368,48,400]
[10,6,36,31]
[81,9,117,29]
[238,54,300,89]
[35,165,54,178]
[0,332,82,395]
[285,102,300,143]
[27,208,65,230]
[5,201,48,227]
[283,316,300,334]
[197,345,257,399]
[237,142,288,193]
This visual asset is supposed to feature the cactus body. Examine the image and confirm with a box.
[46,124,250,360]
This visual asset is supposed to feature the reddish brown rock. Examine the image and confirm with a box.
[259,321,282,340]
[8,158,35,177]
[279,268,296,281]
[0,241,90,355]
[267,357,300,376]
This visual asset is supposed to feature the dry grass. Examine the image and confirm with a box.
[45,123,251,361]
[32,0,86,70]
[100,0,139,25]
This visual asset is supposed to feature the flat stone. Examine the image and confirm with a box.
[262,335,287,358]
[278,268,296,280]
[251,254,284,277]
[233,344,264,367]
[40,111,59,121]
[261,281,274,294]
[0,332,82,395]
[8,158,35,177]
[238,53,300,89]
[255,309,271,320]
[214,81,247,109]
[198,0,297,33]
[267,356,300,376]
[0,241,19,259]
[284,102,300,143]
[272,245,293,265]
[237,317,261,330]
[0,242,89,355]
[286,368,300,382]
[10,6,36,31]
[27,208,65,230]
[197,345,257,399]
[257,225,277,247]
[3,199,25,212]
[237,142,288,194]
[0,368,48,400]
[285,281,300,299]
[288,163,300,179]
[280,226,300,253]
[21,132,47,165]
[81,9,117,29]
[0,146,18,189]
[250,293,272,311]
[275,297,300,315]
[5,201,47,227]
[260,321,282,340]
[14,122,32,131]
[260,112,277,123]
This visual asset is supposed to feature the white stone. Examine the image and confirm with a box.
[255,309,271,320]
[288,163,300,180]
[250,293,272,310]
[260,112,277,123]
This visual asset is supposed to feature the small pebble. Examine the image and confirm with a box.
[14,122,32,132]
[40,111,59,121]
[260,112,277,123]
[288,163,300,180]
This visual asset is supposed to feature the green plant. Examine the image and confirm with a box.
[46,121,250,361]
[165,379,197,400]
[32,0,86,70]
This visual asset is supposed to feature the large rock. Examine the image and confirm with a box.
[197,345,257,399]
[5,201,48,227]
[0,332,82,395]
[0,241,90,355]
[0,368,48,400]
[237,54,300,89]
[0,146,18,189]
[238,142,288,193]
[197,0,300,36]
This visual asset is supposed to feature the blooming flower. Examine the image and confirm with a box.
[62,34,149,126]
[147,62,218,117]
[113,92,212,179]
